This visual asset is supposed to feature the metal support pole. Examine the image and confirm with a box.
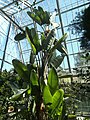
[56,0,73,82]
[0,22,11,71]
[0,9,24,32]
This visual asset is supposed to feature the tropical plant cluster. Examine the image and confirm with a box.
[1,6,89,120]
[0,6,68,120]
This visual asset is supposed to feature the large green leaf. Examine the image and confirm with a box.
[49,33,67,54]
[30,28,41,52]
[26,27,34,43]
[41,32,45,46]
[26,27,41,54]
[43,11,50,24]
[27,11,42,25]
[42,29,54,50]
[43,85,52,105]
[34,7,44,22]
[47,67,58,94]
[38,6,50,24]
[31,28,39,45]
[35,6,50,25]
[30,70,38,86]
[38,6,44,18]
[29,50,35,64]
[50,55,64,68]
[50,89,64,114]
[12,59,29,81]
[26,27,36,54]
[9,82,28,101]
[10,88,28,101]
[27,7,50,25]
[48,51,56,63]
[14,32,26,41]
[56,44,68,55]
[9,82,19,94]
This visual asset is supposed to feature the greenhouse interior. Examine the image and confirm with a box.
[0,0,90,120]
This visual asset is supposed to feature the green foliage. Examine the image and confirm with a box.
[27,11,42,25]
[10,88,28,101]
[42,29,54,50]
[47,67,58,94]
[49,89,64,116]
[26,27,37,54]
[50,55,64,68]
[49,33,67,54]
[12,59,29,81]
[56,44,68,55]
[1,6,69,120]
[30,70,39,86]
[27,6,50,25]
[68,114,76,119]
[69,5,90,50]
[43,85,52,105]
[13,6,68,120]
[14,32,26,41]
[26,27,41,54]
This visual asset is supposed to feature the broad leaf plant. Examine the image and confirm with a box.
[4,6,68,120]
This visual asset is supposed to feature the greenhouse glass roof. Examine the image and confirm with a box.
[0,0,90,71]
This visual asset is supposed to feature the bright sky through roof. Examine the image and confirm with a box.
[0,0,89,71]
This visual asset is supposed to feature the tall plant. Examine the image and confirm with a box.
[11,6,68,120]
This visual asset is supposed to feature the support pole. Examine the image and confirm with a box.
[0,9,24,32]
[56,0,73,82]
[0,22,11,71]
